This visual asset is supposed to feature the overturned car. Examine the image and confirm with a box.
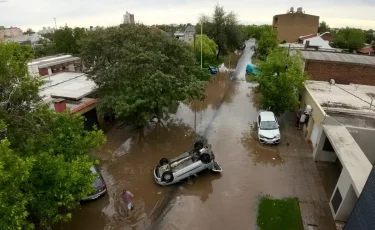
[154,141,222,186]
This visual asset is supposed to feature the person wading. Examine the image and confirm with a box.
[122,189,134,216]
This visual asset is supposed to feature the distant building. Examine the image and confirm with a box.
[27,54,83,77]
[172,25,195,43]
[0,27,23,40]
[298,32,334,50]
[5,33,45,45]
[123,11,135,24]
[38,26,55,35]
[272,7,319,42]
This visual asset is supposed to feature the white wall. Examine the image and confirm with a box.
[347,127,375,164]
[68,63,75,71]
[313,129,337,162]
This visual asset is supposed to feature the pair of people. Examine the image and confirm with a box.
[296,109,307,130]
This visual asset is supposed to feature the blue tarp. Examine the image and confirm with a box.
[246,64,260,75]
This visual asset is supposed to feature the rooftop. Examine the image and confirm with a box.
[323,124,372,196]
[39,72,96,102]
[301,50,375,66]
[305,80,375,115]
[329,112,375,129]
[28,54,80,68]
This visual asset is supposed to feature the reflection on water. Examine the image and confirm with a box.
[241,122,284,166]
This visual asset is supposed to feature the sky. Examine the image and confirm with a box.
[0,0,374,31]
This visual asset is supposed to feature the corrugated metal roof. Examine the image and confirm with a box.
[301,51,375,66]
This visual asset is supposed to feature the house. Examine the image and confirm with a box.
[39,72,110,131]
[0,27,23,41]
[27,54,83,77]
[299,80,375,222]
[301,50,375,86]
[172,25,195,43]
[272,7,319,42]
[298,32,334,50]
[357,47,374,56]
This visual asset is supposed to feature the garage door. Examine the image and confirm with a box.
[311,122,320,149]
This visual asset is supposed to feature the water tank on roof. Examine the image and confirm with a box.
[297,7,303,13]
[290,7,294,13]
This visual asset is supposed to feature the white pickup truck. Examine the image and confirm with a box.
[154,141,222,186]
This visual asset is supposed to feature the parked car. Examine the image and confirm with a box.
[81,166,107,201]
[154,141,222,186]
[208,66,218,74]
[257,111,280,144]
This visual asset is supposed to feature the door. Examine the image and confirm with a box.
[310,122,320,149]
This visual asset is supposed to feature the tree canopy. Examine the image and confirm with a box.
[334,27,365,51]
[0,42,106,229]
[244,25,273,40]
[253,48,308,115]
[256,27,278,61]
[318,21,330,33]
[52,26,87,54]
[80,24,208,125]
[191,34,218,67]
[196,5,245,59]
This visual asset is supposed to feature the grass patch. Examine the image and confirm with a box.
[246,73,257,82]
[257,196,303,230]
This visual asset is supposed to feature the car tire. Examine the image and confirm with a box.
[194,141,204,151]
[200,153,212,164]
[159,158,169,166]
[161,171,174,182]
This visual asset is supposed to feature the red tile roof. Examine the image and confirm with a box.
[71,98,99,114]
[299,34,317,40]
[357,47,374,54]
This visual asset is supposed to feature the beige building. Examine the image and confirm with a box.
[300,80,375,222]
[272,7,319,42]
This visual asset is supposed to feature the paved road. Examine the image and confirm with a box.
[55,39,294,230]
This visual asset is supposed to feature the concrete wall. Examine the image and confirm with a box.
[272,13,319,42]
[68,63,75,71]
[347,127,375,164]
[300,86,326,140]
[305,60,375,86]
[313,128,337,162]
[330,167,358,221]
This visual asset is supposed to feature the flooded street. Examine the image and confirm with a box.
[56,39,306,230]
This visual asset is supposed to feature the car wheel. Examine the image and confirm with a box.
[159,158,169,166]
[200,153,212,164]
[194,141,204,151]
[162,171,174,182]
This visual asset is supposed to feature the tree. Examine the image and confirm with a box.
[253,48,308,115]
[196,5,245,59]
[0,42,106,228]
[52,26,87,54]
[256,27,278,60]
[318,21,330,33]
[191,34,217,67]
[23,28,35,35]
[244,25,273,40]
[334,27,365,51]
[364,29,375,44]
[80,24,208,125]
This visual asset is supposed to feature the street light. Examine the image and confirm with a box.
[200,22,203,69]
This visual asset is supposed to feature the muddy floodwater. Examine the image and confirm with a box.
[55,40,298,230]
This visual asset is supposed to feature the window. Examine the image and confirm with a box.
[260,121,278,130]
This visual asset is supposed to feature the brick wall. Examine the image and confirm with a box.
[305,60,375,86]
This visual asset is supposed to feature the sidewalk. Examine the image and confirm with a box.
[277,113,337,230]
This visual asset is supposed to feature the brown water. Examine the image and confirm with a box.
[55,40,293,230]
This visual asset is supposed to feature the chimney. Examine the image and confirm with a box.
[53,98,67,113]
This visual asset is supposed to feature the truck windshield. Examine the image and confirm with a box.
[260,121,278,130]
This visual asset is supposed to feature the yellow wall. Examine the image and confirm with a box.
[300,85,326,140]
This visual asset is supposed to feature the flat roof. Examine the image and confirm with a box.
[301,50,375,66]
[28,55,80,68]
[328,112,375,129]
[323,125,372,196]
[305,80,375,115]
[39,72,96,101]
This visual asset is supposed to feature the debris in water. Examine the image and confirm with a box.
[157,191,162,195]
[272,158,275,160]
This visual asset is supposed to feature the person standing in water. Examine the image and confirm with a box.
[122,189,134,216]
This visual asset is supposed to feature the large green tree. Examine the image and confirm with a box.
[191,34,217,67]
[80,24,208,125]
[52,26,87,54]
[253,48,308,115]
[318,21,330,33]
[0,42,106,229]
[334,27,365,51]
[196,5,245,59]
[256,27,278,61]
[364,29,374,44]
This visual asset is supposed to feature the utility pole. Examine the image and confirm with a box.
[54,18,57,30]
[200,22,203,69]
